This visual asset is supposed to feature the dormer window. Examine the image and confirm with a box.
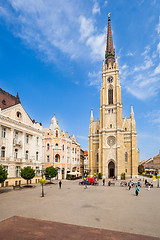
[16,111,22,118]
[56,130,58,137]
[2,99,6,105]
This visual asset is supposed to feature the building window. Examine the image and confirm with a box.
[16,111,22,118]
[112,109,113,113]
[26,134,29,143]
[36,152,39,161]
[125,152,128,163]
[97,130,99,134]
[47,155,50,162]
[1,147,5,158]
[2,99,6,105]
[72,148,74,153]
[15,131,18,140]
[96,153,99,163]
[14,149,18,159]
[110,124,112,128]
[36,137,39,145]
[108,88,113,105]
[125,169,127,173]
[47,143,50,150]
[3,165,8,173]
[125,128,127,131]
[108,110,110,113]
[36,167,40,176]
[56,130,58,137]
[2,127,6,138]
[25,150,29,160]
[15,166,20,177]
[62,145,64,151]
[55,154,60,162]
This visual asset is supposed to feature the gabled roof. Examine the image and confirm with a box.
[0,88,20,110]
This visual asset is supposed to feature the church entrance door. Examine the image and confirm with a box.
[108,161,115,178]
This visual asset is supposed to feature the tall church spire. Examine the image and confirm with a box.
[105,13,115,67]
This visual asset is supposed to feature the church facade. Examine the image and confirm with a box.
[88,15,139,179]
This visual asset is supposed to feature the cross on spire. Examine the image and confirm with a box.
[105,13,115,67]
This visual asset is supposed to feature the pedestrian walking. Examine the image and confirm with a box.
[135,185,140,196]
[59,180,62,189]
[84,178,87,189]
[148,184,150,191]
[128,181,131,190]
[103,178,105,186]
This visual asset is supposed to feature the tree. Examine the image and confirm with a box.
[44,166,58,183]
[0,165,8,183]
[20,166,35,185]
[138,164,144,174]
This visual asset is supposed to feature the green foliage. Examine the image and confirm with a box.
[121,172,126,180]
[20,166,35,184]
[142,172,145,176]
[94,173,96,176]
[0,165,8,183]
[39,178,46,185]
[44,166,58,182]
[156,175,160,179]
[138,165,144,174]
[87,174,91,178]
[98,173,102,179]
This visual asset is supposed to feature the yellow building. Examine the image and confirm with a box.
[88,15,138,179]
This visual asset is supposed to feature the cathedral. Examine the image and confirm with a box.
[88,15,139,179]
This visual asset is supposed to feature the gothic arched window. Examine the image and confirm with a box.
[108,88,113,105]
[125,152,128,163]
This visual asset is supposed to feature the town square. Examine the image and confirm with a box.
[0,0,160,239]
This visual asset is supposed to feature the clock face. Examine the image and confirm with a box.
[107,76,113,83]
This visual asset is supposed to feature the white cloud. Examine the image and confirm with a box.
[157,42,160,55]
[104,1,108,6]
[86,33,106,61]
[79,16,94,41]
[126,52,134,56]
[156,16,160,35]
[0,0,106,64]
[92,1,100,15]
[88,71,101,88]
[153,63,160,75]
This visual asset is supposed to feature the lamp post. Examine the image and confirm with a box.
[41,168,45,197]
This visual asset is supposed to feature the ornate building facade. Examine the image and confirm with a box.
[88,15,138,179]
[0,89,42,186]
[43,115,81,179]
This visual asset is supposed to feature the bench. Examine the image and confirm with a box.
[13,185,22,190]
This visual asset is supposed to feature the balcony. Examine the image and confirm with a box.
[13,138,22,148]
[14,158,22,163]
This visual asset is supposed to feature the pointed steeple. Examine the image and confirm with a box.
[105,13,115,67]
[90,108,94,123]
[130,105,134,118]
[16,92,21,104]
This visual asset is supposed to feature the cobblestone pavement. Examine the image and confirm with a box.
[0,216,160,240]
[0,179,160,238]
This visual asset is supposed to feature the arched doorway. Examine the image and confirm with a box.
[108,161,115,178]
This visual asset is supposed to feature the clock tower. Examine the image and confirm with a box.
[88,14,138,179]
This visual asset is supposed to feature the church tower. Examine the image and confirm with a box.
[88,14,138,179]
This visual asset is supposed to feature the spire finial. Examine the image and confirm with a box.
[90,108,94,123]
[105,12,115,67]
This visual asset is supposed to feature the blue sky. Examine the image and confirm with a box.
[0,0,160,161]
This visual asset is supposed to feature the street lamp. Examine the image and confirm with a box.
[41,168,45,197]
